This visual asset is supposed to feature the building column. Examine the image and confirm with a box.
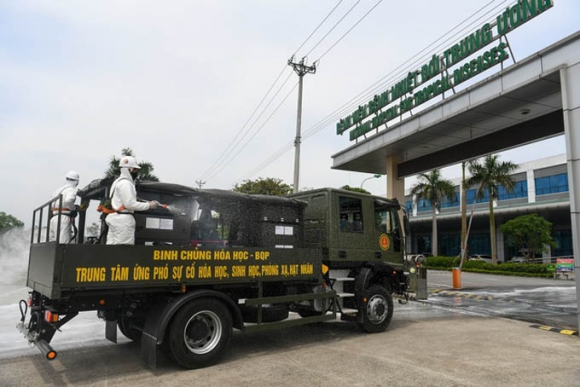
[386,156,405,204]
[560,66,580,329]
[496,225,505,263]
[386,155,408,248]
[527,169,536,203]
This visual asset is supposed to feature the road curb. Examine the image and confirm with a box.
[529,324,578,336]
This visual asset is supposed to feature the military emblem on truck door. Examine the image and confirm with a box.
[379,234,390,251]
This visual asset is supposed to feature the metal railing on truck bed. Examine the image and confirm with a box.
[31,194,71,244]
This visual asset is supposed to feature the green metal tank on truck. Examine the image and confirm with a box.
[17,179,424,369]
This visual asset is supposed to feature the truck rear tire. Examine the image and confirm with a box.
[164,298,232,369]
[358,285,393,333]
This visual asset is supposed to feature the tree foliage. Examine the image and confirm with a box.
[340,185,370,195]
[0,212,24,232]
[468,155,517,264]
[500,213,555,262]
[105,147,159,181]
[233,178,292,196]
[410,170,455,256]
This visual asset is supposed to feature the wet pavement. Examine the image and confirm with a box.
[3,278,580,386]
[425,270,578,331]
[3,300,580,386]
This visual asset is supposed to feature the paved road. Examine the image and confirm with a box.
[3,302,580,387]
[2,275,580,386]
[425,270,578,330]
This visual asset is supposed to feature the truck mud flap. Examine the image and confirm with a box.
[141,307,164,370]
[106,320,118,343]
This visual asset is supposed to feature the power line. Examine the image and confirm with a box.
[240,0,509,179]
[302,0,509,140]
[204,72,295,182]
[315,0,382,61]
[293,0,344,56]
[241,0,381,184]
[200,1,347,183]
[304,0,362,57]
[199,65,291,181]
[207,82,299,183]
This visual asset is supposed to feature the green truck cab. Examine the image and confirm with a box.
[18,179,420,369]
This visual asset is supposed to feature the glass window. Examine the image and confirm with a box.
[498,180,528,200]
[417,235,431,254]
[374,202,395,233]
[466,188,488,204]
[417,198,432,212]
[552,230,573,256]
[339,196,363,233]
[535,173,568,195]
[405,200,413,214]
[441,192,460,208]
[467,233,491,255]
[439,234,460,256]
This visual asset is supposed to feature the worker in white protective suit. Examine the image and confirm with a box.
[105,156,158,244]
[49,171,80,243]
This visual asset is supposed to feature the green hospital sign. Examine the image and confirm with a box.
[337,0,554,141]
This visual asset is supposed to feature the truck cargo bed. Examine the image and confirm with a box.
[28,243,322,300]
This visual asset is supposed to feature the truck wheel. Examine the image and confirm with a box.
[358,285,393,333]
[165,299,232,369]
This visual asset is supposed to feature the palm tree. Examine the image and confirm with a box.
[105,147,159,181]
[468,155,517,265]
[410,170,456,256]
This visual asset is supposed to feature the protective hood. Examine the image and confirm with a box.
[120,167,134,182]
[66,179,79,188]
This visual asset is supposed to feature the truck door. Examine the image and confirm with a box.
[373,199,403,257]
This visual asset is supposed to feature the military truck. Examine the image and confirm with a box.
[18,179,423,369]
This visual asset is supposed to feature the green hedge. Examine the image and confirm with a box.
[423,256,551,278]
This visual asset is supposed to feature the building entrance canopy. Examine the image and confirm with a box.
[332,32,580,179]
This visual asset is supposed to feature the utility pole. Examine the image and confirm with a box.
[288,56,316,193]
[195,180,206,190]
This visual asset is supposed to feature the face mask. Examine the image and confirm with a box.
[130,170,139,180]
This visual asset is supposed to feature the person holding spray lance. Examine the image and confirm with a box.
[105,156,160,245]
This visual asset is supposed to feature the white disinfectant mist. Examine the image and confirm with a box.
[0,228,29,286]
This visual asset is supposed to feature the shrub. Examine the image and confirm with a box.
[423,256,459,268]
[423,256,551,277]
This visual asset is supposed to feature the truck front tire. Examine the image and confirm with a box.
[164,298,232,369]
[358,285,393,333]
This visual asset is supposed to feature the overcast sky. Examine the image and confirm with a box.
[1,0,579,226]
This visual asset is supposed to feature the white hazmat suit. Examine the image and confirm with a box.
[49,171,80,244]
[105,157,156,244]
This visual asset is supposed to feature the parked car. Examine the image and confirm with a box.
[469,254,493,263]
